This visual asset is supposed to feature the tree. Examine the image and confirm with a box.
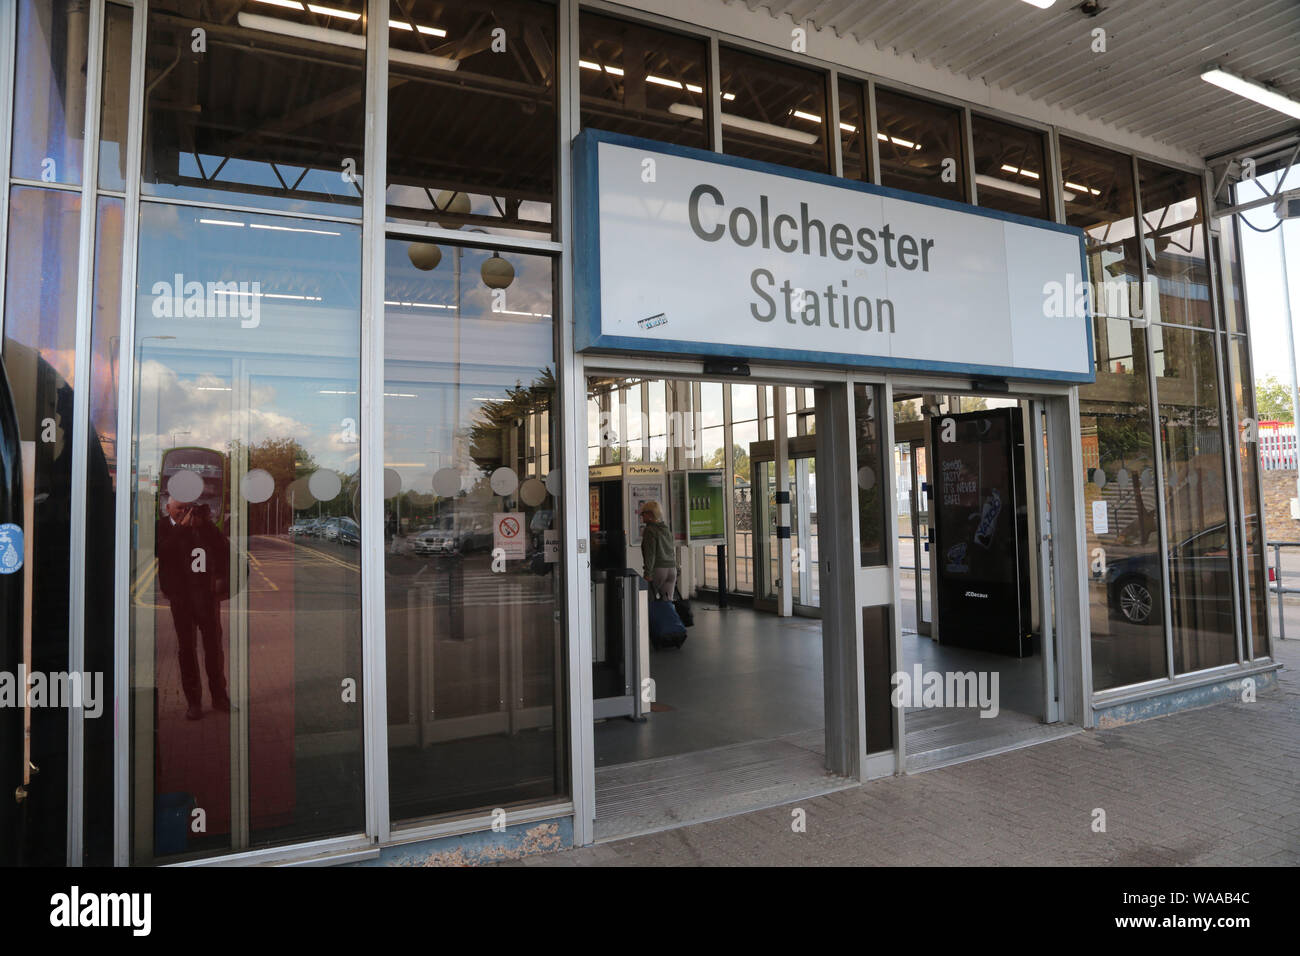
[1255,374,1294,423]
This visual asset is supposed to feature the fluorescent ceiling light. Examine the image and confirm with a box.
[1019,0,1056,8]
[237,12,458,71]
[646,75,684,90]
[877,132,922,150]
[790,110,822,123]
[999,163,1039,180]
[306,4,359,20]
[388,20,447,37]
[975,173,1042,200]
[840,122,857,133]
[1201,66,1300,120]
[199,218,245,227]
[255,0,304,10]
[1064,180,1101,197]
[669,103,818,145]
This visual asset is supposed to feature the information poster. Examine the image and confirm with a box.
[687,471,726,543]
[669,472,687,542]
[625,464,666,549]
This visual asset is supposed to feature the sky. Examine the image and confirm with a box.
[1239,166,1300,391]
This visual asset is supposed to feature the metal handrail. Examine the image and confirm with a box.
[1266,541,1300,641]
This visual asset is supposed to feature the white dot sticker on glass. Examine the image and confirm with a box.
[545,469,561,496]
[383,467,402,499]
[287,476,316,510]
[308,469,342,502]
[1092,469,1107,489]
[167,469,204,504]
[432,468,461,498]
[490,467,519,497]
[857,466,875,491]
[241,468,275,504]
[519,477,547,507]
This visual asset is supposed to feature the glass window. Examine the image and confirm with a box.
[838,77,869,182]
[1,186,83,865]
[1079,323,1166,690]
[1140,161,1212,329]
[143,1,366,216]
[387,0,556,237]
[730,384,758,423]
[579,12,710,149]
[130,205,365,862]
[873,88,964,203]
[12,0,89,185]
[854,384,886,566]
[382,240,565,823]
[717,47,829,174]
[587,396,601,465]
[700,382,723,429]
[1060,138,1141,320]
[1152,326,1238,673]
[1227,336,1268,658]
[700,425,724,469]
[970,114,1049,220]
[98,2,133,192]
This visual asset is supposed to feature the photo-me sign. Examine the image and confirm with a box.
[574,130,1094,383]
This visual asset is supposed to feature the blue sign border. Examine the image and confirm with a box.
[573,128,1095,384]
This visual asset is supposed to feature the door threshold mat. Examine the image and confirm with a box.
[594,731,850,843]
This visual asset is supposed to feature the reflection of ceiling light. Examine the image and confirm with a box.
[384,300,454,310]
[877,132,922,150]
[384,392,418,398]
[840,122,857,133]
[306,4,359,20]
[580,60,727,98]
[196,386,232,391]
[320,389,358,394]
[1018,0,1057,8]
[250,222,341,236]
[790,109,822,123]
[255,0,304,9]
[237,13,458,71]
[646,75,683,90]
[1064,180,1101,197]
[1202,66,1300,120]
[199,218,245,227]
[669,103,818,145]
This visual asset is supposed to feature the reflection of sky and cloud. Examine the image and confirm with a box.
[134,204,362,481]
[383,240,553,498]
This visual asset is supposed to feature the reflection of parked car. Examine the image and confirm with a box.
[320,517,341,541]
[412,528,453,555]
[1106,522,1238,626]
[289,520,311,536]
[410,513,493,556]
[338,517,360,546]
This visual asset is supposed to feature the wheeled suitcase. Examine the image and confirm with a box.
[649,597,687,649]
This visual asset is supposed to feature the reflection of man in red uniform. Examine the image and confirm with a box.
[156,497,231,720]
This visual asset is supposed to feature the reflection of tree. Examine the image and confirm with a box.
[467,367,554,476]
[1097,414,1151,465]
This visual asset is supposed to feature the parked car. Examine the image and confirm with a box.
[320,517,341,541]
[1105,521,1238,627]
[289,520,311,536]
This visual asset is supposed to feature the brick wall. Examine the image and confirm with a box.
[1262,470,1300,540]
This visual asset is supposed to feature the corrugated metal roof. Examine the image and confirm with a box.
[743,0,1300,160]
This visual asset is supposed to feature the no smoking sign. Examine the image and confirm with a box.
[493,512,525,558]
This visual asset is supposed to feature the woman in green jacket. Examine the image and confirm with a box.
[638,500,678,600]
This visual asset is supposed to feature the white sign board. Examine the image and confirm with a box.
[575,131,1093,383]
[1091,499,1109,536]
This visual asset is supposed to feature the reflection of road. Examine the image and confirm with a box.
[385,546,556,608]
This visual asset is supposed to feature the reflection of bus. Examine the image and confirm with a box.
[160,446,226,528]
